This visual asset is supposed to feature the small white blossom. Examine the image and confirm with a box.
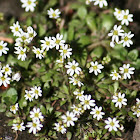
[12,72,21,82]
[73,90,84,100]
[110,70,121,80]
[32,46,44,59]
[119,64,135,79]
[14,47,27,61]
[10,21,22,36]
[61,111,78,127]
[69,76,83,87]
[89,61,104,75]
[24,90,34,102]
[52,33,65,50]
[30,86,42,99]
[120,10,133,26]
[120,32,134,47]
[112,92,127,108]
[80,95,95,110]
[90,106,105,120]
[10,103,18,114]
[71,105,82,116]
[114,8,123,20]
[27,26,37,41]
[40,37,54,51]
[30,107,44,121]
[12,122,25,131]
[92,0,108,8]
[108,25,124,43]
[105,117,120,132]
[0,41,9,56]
[21,0,36,12]
[133,109,140,117]
[1,64,12,76]
[54,123,66,134]
[0,74,11,87]
[65,60,81,76]
[26,120,43,134]
[47,8,61,19]
[59,44,72,59]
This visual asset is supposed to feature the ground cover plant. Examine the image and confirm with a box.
[0,0,140,139]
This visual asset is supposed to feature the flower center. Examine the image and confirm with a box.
[63,50,67,54]
[124,68,128,73]
[67,116,72,121]
[32,123,37,127]
[1,76,6,81]
[5,67,9,72]
[124,36,129,42]
[46,41,50,46]
[71,65,76,70]
[34,113,39,117]
[17,124,21,129]
[52,13,56,17]
[93,65,97,70]
[21,36,26,41]
[118,10,121,14]
[11,106,16,110]
[59,126,62,131]
[77,93,82,97]
[123,15,128,19]
[27,93,31,98]
[118,98,122,102]
[113,73,118,77]
[27,0,32,5]
[15,27,19,31]
[84,100,89,105]
[20,50,25,55]
[113,30,118,35]
[36,50,41,54]
[35,90,39,94]
[110,121,114,126]
[96,110,100,115]
[75,108,79,111]
[0,45,3,50]
[29,33,34,38]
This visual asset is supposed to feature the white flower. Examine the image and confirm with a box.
[92,0,108,8]
[12,122,25,131]
[69,76,83,87]
[32,46,44,59]
[90,106,105,120]
[1,64,12,76]
[24,90,34,102]
[71,105,82,116]
[112,92,127,108]
[105,117,120,132]
[61,111,78,127]
[120,31,134,47]
[14,47,27,61]
[10,21,22,36]
[52,34,65,50]
[119,64,135,79]
[120,10,133,26]
[18,31,31,44]
[59,44,72,59]
[80,95,95,110]
[30,86,42,99]
[110,41,115,48]
[136,98,140,108]
[65,60,81,76]
[73,90,84,100]
[110,70,121,80]
[12,72,21,82]
[21,0,36,12]
[10,103,18,114]
[54,123,66,134]
[108,25,124,43]
[47,8,61,19]
[30,107,44,121]
[26,120,43,134]
[0,74,11,87]
[27,26,37,41]
[40,37,54,51]
[133,109,140,117]
[89,61,104,75]
[114,8,122,20]
[0,41,9,56]
[56,57,64,64]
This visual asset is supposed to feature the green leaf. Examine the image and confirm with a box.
[2,88,18,105]
[77,6,87,20]
[38,24,46,37]
[40,105,46,115]
[67,132,72,140]
[68,26,74,41]
[128,49,138,61]
[113,82,119,93]
[78,36,91,46]
[17,59,32,69]
[0,103,6,112]
[86,15,96,31]
[19,97,27,109]
[91,47,104,58]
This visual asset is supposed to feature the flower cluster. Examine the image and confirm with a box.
[132,98,140,117]
[24,86,42,101]
[87,0,108,8]
[110,64,135,80]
